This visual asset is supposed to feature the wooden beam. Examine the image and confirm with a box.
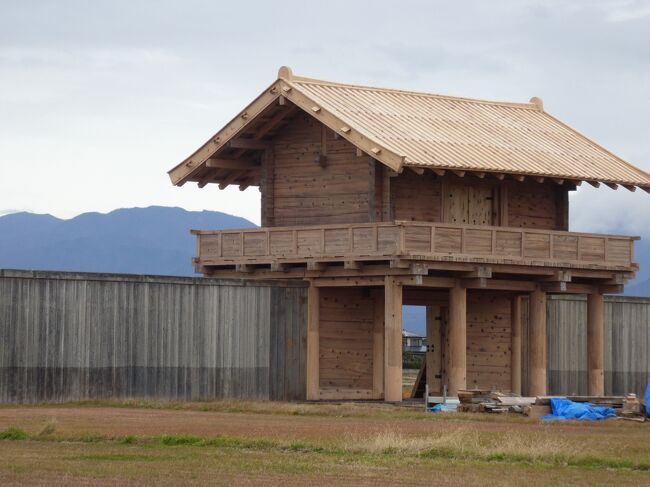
[270,262,288,272]
[528,288,547,396]
[306,284,320,400]
[452,170,466,178]
[253,104,298,139]
[312,276,385,287]
[622,184,636,192]
[463,266,492,279]
[431,168,446,177]
[306,261,327,271]
[206,158,259,169]
[604,182,618,190]
[447,284,467,396]
[218,170,247,190]
[586,180,600,188]
[228,138,271,150]
[535,177,545,183]
[169,81,281,185]
[409,166,425,175]
[511,296,522,395]
[587,292,604,396]
[384,276,403,402]
[511,174,525,182]
[235,263,253,273]
[463,279,536,291]
[344,260,363,270]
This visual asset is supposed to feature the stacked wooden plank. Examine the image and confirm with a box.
[457,389,536,414]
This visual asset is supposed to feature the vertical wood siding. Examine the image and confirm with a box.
[0,271,307,404]
[545,295,650,397]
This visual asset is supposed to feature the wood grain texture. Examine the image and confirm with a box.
[0,270,307,404]
[546,294,650,398]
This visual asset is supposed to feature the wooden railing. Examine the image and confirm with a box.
[193,221,638,271]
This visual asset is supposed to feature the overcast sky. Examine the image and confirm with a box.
[1,0,649,234]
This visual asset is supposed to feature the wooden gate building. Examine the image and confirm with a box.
[169,67,650,401]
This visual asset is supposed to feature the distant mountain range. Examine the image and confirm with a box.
[1,206,648,336]
[0,206,255,276]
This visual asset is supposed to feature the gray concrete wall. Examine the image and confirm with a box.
[0,270,307,404]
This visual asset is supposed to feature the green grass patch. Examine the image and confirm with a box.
[0,428,29,440]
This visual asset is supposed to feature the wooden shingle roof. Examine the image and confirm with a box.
[169,66,650,191]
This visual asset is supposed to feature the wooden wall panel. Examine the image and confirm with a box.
[0,270,307,404]
[270,113,372,226]
[545,294,650,398]
[391,172,442,222]
[319,288,374,396]
[507,182,567,230]
[466,291,512,391]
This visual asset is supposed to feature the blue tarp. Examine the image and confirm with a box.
[646,381,650,418]
[542,397,617,421]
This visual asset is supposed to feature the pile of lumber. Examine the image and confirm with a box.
[457,389,536,414]
[455,390,646,420]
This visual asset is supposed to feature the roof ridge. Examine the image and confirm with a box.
[284,72,538,111]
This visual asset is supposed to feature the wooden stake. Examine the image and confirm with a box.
[384,276,403,402]
[587,292,605,396]
[528,288,547,396]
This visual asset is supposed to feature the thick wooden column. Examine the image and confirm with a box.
[306,284,320,400]
[426,306,442,394]
[447,285,466,396]
[528,288,547,397]
[384,276,403,402]
[511,295,522,395]
[587,292,605,396]
[372,291,385,399]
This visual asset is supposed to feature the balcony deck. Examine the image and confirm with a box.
[193,221,638,278]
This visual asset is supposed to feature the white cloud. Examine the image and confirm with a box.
[0,0,648,235]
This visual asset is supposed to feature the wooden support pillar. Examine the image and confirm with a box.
[511,295,522,395]
[372,291,385,399]
[384,276,403,402]
[528,288,547,397]
[306,284,320,400]
[587,292,605,396]
[447,284,466,396]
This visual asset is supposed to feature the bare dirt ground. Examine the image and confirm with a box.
[0,401,649,486]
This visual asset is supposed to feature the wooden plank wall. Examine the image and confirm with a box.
[0,270,307,404]
[507,182,567,230]
[391,172,442,222]
[466,292,512,390]
[269,112,373,226]
[318,287,375,399]
[389,174,568,230]
[543,294,650,397]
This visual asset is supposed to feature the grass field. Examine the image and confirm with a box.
[0,400,649,486]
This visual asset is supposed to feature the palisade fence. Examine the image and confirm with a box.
[1,270,649,403]
[543,294,650,397]
[0,270,307,403]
